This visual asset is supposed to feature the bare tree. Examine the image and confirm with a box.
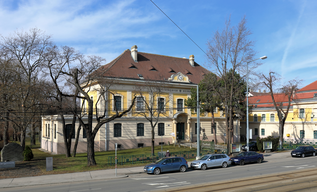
[45,46,136,165]
[206,16,257,153]
[260,71,300,149]
[0,28,52,149]
[0,57,17,146]
[133,81,171,156]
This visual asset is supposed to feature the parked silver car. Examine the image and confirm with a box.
[190,154,232,170]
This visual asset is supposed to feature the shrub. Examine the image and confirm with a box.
[256,137,263,152]
[23,146,34,161]
[257,136,280,151]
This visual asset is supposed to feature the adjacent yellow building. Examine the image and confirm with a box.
[241,81,317,144]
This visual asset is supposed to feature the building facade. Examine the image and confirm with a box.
[41,45,240,154]
[240,81,317,144]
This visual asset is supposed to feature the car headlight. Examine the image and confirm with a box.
[148,167,154,169]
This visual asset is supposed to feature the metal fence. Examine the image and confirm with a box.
[283,141,317,150]
[107,149,227,166]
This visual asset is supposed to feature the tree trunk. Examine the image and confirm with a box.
[31,123,36,146]
[279,120,285,149]
[13,127,17,141]
[151,127,155,156]
[211,111,217,144]
[66,115,76,157]
[3,111,9,145]
[73,124,82,157]
[61,115,71,157]
[87,132,97,166]
[20,129,26,150]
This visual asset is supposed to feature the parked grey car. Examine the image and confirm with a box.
[190,154,232,170]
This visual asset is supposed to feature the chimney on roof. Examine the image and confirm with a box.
[131,45,138,62]
[189,55,195,66]
[263,90,266,93]
[258,89,261,93]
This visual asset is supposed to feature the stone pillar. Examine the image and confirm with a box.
[172,119,176,143]
[187,119,191,142]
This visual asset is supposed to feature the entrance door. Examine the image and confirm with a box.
[177,123,185,140]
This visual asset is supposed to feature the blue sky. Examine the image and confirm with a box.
[0,0,316,89]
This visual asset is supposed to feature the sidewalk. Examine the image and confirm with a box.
[0,165,145,189]
[0,151,290,189]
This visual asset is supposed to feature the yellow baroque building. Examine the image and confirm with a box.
[41,45,240,154]
[240,81,317,144]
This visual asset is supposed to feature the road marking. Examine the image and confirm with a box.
[131,176,169,180]
[144,181,191,188]
[283,165,316,169]
[206,172,233,176]
[70,188,102,192]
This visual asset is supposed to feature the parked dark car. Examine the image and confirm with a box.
[231,151,264,165]
[144,157,188,175]
[241,141,258,151]
[291,146,316,158]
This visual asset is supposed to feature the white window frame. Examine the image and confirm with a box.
[113,94,123,111]
[299,108,305,119]
[254,114,258,122]
[176,98,184,112]
[270,114,275,122]
[262,114,266,122]
[157,97,166,112]
[136,96,145,112]
[158,123,165,136]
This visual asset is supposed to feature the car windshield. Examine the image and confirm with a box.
[296,147,305,150]
[199,155,210,160]
[155,158,166,164]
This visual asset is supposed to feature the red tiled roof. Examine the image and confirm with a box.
[248,93,290,104]
[92,48,210,84]
[249,80,317,108]
[295,91,317,100]
[298,80,317,92]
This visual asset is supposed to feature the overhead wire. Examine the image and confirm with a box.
[150,0,208,56]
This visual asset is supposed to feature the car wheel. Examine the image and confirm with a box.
[302,154,305,158]
[154,168,161,175]
[180,165,186,172]
[201,164,207,170]
[240,160,245,165]
[257,158,262,163]
[222,162,228,168]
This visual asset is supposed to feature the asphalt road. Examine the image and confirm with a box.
[2,151,317,192]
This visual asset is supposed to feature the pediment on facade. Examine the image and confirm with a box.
[168,72,190,83]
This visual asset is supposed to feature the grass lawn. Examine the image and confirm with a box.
[7,138,201,175]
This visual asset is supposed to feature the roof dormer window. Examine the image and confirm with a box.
[186,70,192,75]
[169,68,176,73]
[129,63,137,69]
[150,66,157,71]
[137,74,144,79]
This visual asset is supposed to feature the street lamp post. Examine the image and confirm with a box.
[196,84,200,159]
[246,56,267,152]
